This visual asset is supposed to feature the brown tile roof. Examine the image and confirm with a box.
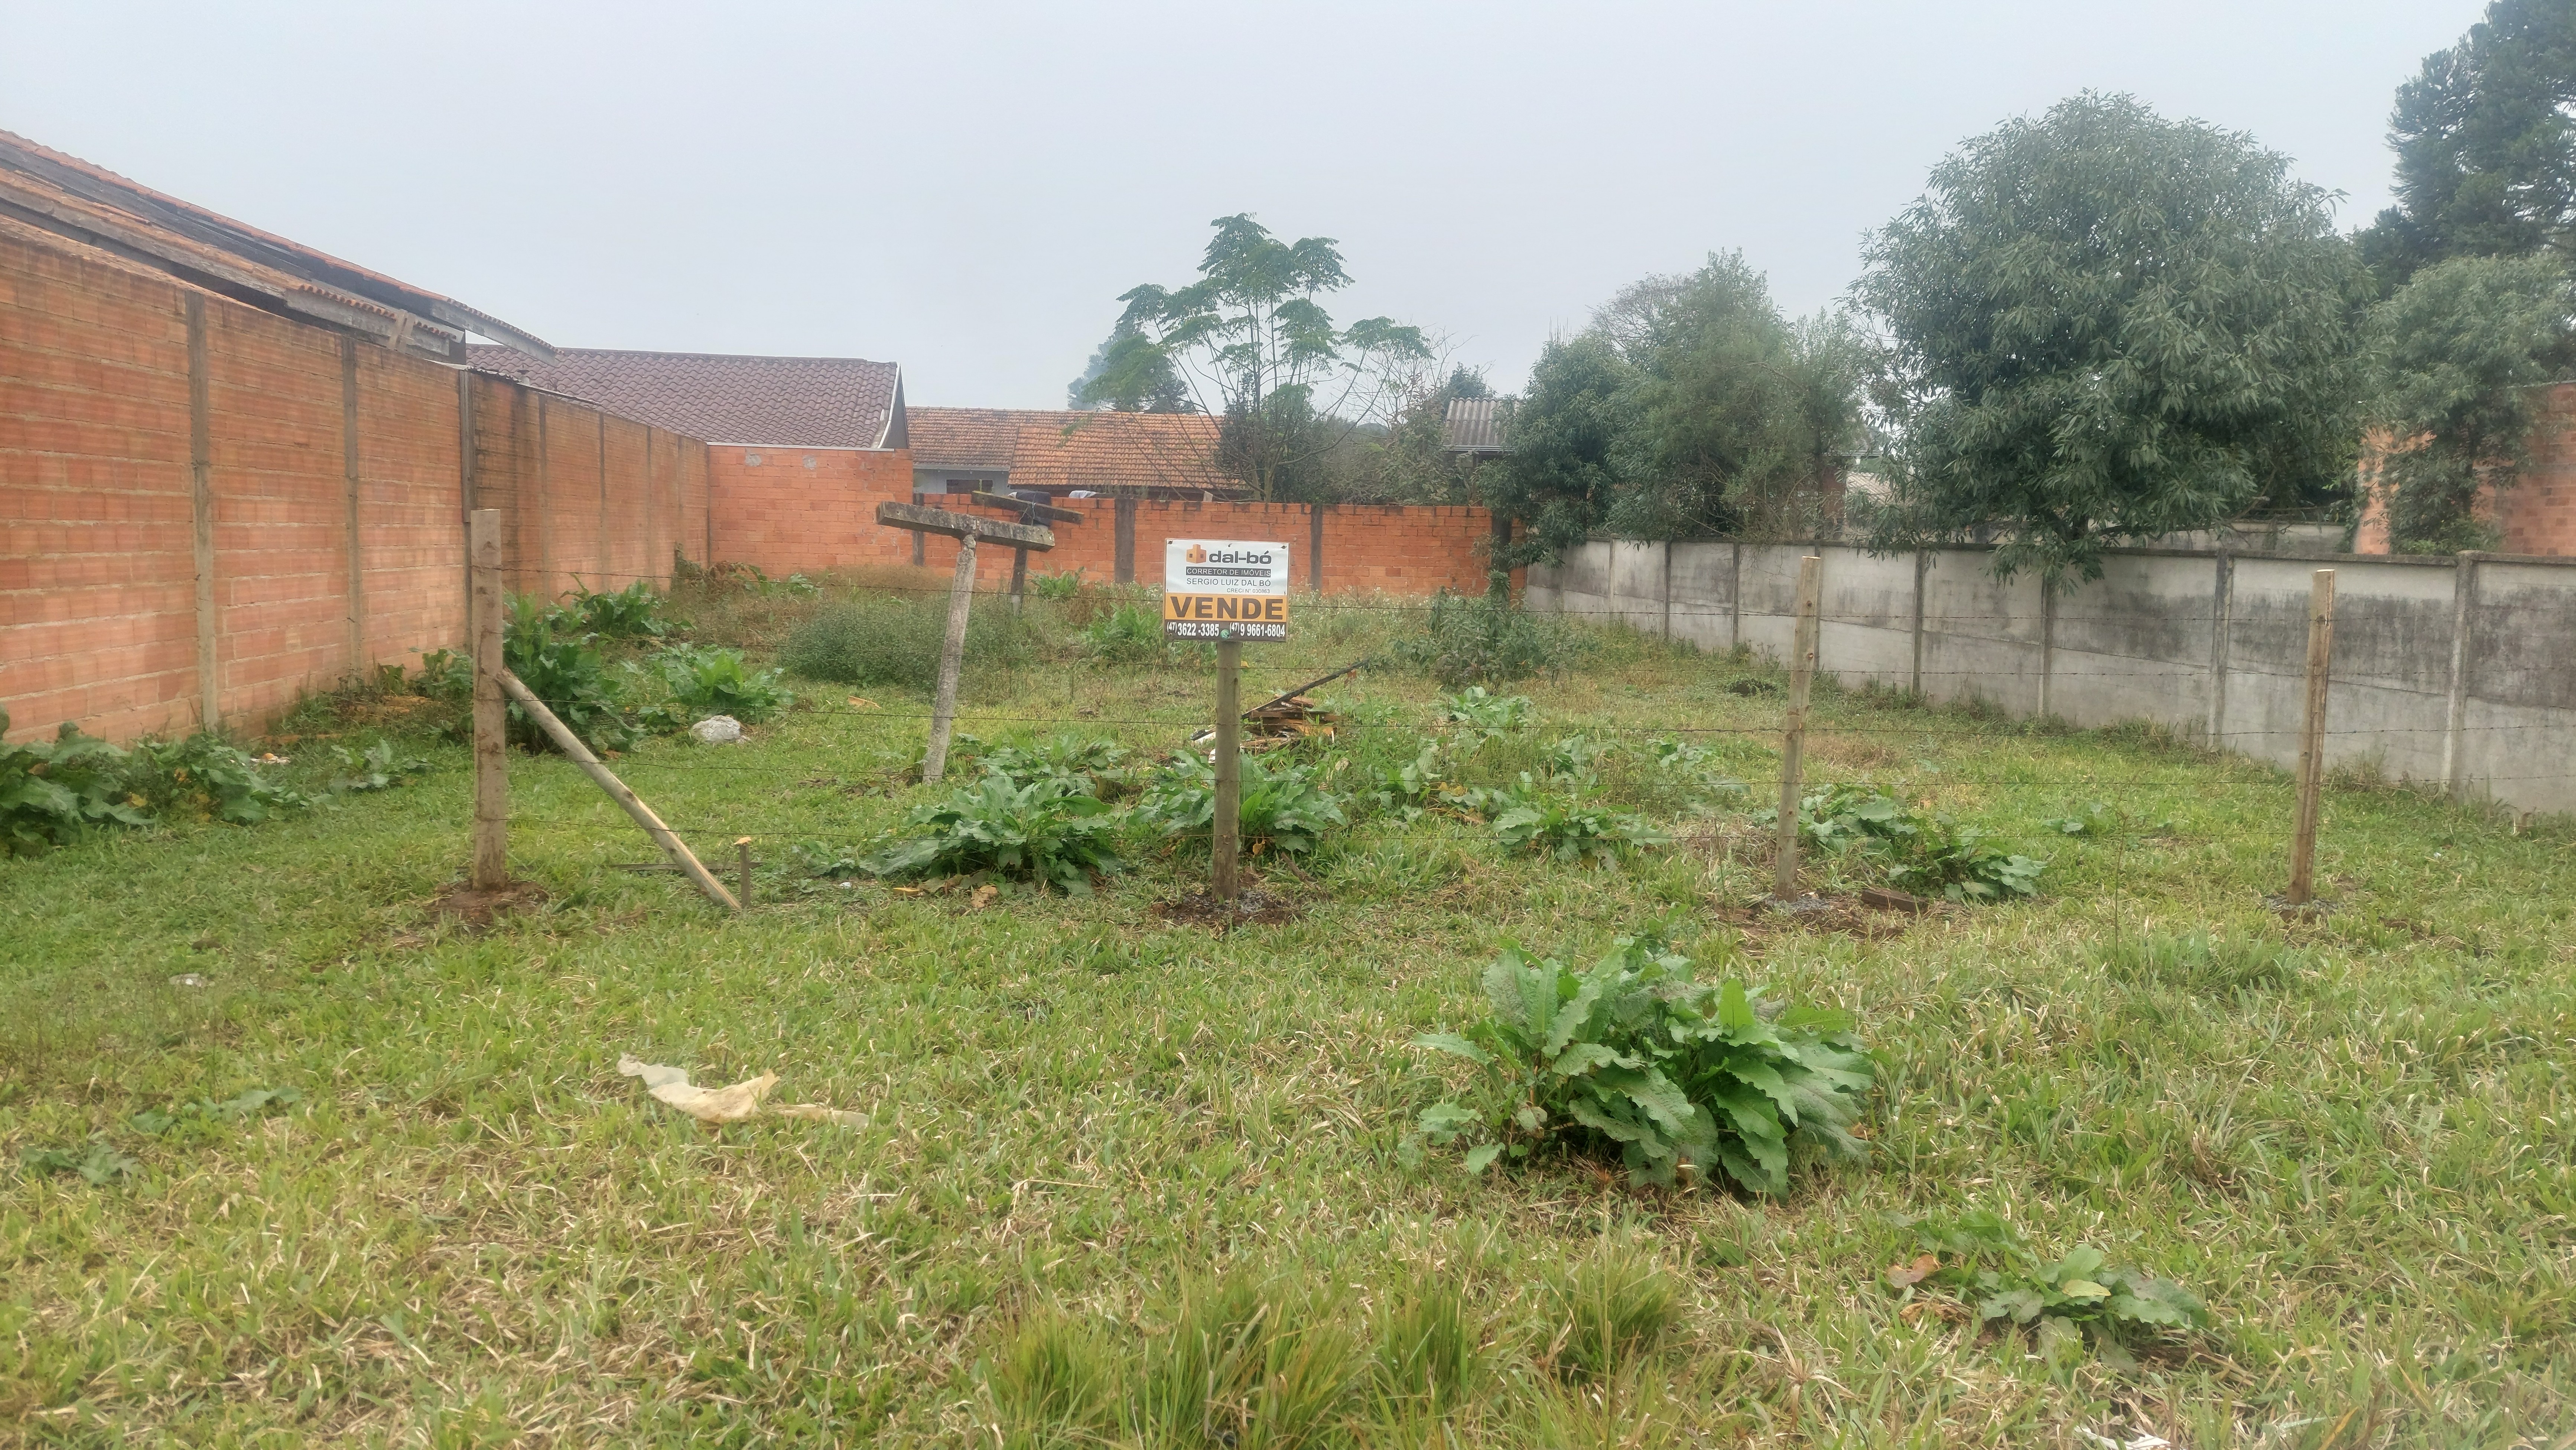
[907,408,1239,495]
[469,347,904,449]
[0,128,547,360]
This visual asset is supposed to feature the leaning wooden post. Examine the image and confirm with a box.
[468,509,508,890]
[1773,554,1822,900]
[497,671,739,912]
[1212,635,1242,902]
[2287,568,2337,906]
[924,533,978,784]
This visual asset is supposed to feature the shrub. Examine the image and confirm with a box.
[126,734,312,824]
[504,597,635,752]
[1,711,152,856]
[1413,935,1875,1192]
[1889,1212,2208,1367]
[641,643,793,724]
[782,594,1041,690]
[1134,753,1350,856]
[1761,784,2044,902]
[860,776,1121,893]
[413,649,472,703]
[563,579,679,638]
[1393,590,1585,687]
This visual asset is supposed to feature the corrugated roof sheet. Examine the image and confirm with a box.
[1443,397,1511,454]
[469,347,904,450]
[907,408,1240,494]
[0,129,549,359]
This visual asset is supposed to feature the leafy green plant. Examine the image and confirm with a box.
[1393,589,1585,687]
[1463,774,1668,863]
[1759,785,2044,902]
[564,579,678,638]
[1541,732,1613,786]
[413,649,472,704]
[126,734,312,824]
[325,742,430,795]
[961,733,1133,795]
[1412,936,1875,1192]
[642,643,793,723]
[1436,686,1533,748]
[504,597,635,752]
[1649,738,1748,799]
[1134,753,1350,856]
[20,1139,141,1187]
[1,711,153,856]
[1080,601,1170,664]
[1887,1212,2209,1367]
[860,776,1121,893]
[1366,740,1453,822]
[1028,567,1089,601]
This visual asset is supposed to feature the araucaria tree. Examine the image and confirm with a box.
[1858,92,2372,581]
[1077,215,1430,500]
[2357,0,2576,289]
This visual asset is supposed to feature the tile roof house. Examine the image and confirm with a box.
[468,347,907,450]
[907,407,1240,499]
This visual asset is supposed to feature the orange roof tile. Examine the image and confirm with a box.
[907,407,1240,496]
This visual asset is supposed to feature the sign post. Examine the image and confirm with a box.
[1166,539,1292,903]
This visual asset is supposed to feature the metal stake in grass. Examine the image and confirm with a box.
[2287,568,2336,906]
[1213,633,1242,903]
[1773,555,1821,901]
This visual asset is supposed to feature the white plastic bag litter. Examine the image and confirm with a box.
[617,1056,867,1128]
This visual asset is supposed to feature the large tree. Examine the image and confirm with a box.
[2358,0,2576,289]
[2365,253,2576,551]
[1066,321,1194,412]
[1856,92,2372,581]
[1078,214,1430,499]
[1485,334,1642,566]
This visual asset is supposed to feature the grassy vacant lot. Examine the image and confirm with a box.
[3,575,2570,1448]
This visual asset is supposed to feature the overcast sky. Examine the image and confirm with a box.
[3,1,2483,409]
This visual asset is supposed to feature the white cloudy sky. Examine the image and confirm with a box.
[2,1,2482,408]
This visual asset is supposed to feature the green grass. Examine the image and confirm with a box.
[2,583,2571,1446]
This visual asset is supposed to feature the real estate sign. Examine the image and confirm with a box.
[1162,539,1290,640]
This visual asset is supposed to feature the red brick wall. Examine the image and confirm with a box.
[706,445,915,578]
[904,498,1499,595]
[2,231,710,744]
[2356,383,2576,557]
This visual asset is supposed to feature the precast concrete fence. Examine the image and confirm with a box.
[1525,541,2576,818]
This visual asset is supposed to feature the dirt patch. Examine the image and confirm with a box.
[426,879,549,929]
[1154,888,1301,930]
[1711,891,1942,945]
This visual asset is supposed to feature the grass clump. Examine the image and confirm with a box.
[1543,1243,1678,1383]
[782,592,1041,690]
[1393,590,1586,686]
[1414,933,1874,1191]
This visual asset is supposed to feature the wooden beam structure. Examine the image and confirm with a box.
[874,500,1056,551]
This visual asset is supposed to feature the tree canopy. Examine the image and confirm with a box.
[1856,92,2372,581]
[2365,253,2576,551]
[1079,214,1430,499]
[2358,0,2576,289]
[1067,321,1193,412]
[1490,254,1860,562]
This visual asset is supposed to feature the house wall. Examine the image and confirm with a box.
[705,446,916,578]
[1527,539,2576,817]
[2,228,708,744]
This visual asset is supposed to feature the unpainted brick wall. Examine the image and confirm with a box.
[903,497,1500,595]
[2354,383,2576,558]
[1,230,710,744]
[706,446,916,577]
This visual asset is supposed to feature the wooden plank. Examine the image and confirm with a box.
[875,500,1056,550]
[497,671,740,912]
[963,489,1083,525]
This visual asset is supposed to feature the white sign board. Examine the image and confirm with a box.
[1162,539,1291,640]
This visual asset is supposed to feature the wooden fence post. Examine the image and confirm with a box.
[2287,568,2336,906]
[1213,636,1242,901]
[922,534,978,784]
[469,509,508,890]
[1773,555,1821,900]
